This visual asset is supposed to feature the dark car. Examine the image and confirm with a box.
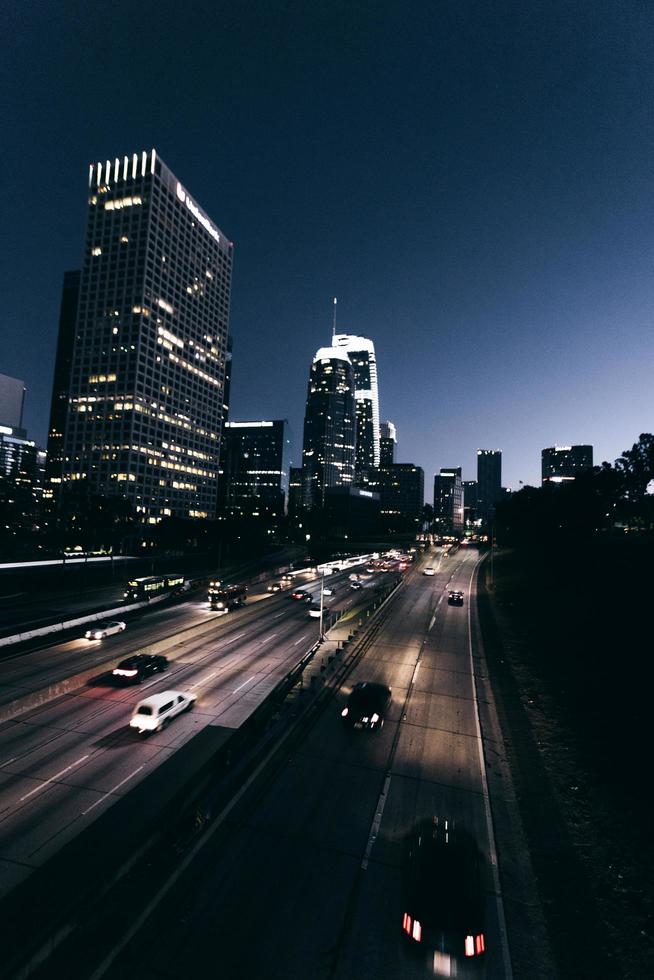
[402,817,486,971]
[448,590,464,606]
[349,580,363,591]
[112,654,169,684]
[341,682,391,730]
[267,581,283,592]
[290,589,312,601]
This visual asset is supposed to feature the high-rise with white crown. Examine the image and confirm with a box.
[57,150,233,522]
[332,334,380,477]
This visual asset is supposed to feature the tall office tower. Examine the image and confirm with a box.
[332,334,380,476]
[463,479,478,525]
[477,449,502,523]
[220,420,291,520]
[287,465,304,519]
[60,150,233,522]
[542,445,593,484]
[45,270,81,503]
[379,420,397,466]
[0,373,27,435]
[433,467,464,535]
[301,346,356,509]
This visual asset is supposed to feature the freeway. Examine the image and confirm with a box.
[0,565,386,899]
[97,545,512,980]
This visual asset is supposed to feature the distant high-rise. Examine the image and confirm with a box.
[332,334,380,476]
[477,450,502,523]
[433,467,464,535]
[59,150,233,522]
[463,479,478,525]
[45,270,80,503]
[301,346,356,508]
[287,465,304,519]
[379,420,397,467]
[542,445,593,484]
[220,420,291,520]
[368,463,424,527]
[0,373,27,434]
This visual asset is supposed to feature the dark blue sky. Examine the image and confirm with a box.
[2,0,654,490]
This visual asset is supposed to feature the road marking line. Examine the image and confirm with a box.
[188,671,217,691]
[224,632,246,644]
[0,757,16,768]
[232,675,256,694]
[293,634,309,645]
[19,754,90,802]
[362,772,392,870]
[261,633,277,643]
[81,766,145,816]
[273,612,285,619]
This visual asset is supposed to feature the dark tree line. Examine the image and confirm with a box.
[495,433,654,546]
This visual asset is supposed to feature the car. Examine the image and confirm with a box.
[112,653,169,684]
[307,603,322,618]
[267,581,283,592]
[341,682,391,730]
[422,568,436,577]
[365,566,376,574]
[84,620,126,640]
[290,589,312,601]
[402,817,486,972]
[448,591,464,606]
[349,580,363,591]
[322,586,335,596]
[130,690,195,734]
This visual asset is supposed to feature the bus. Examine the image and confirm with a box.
[124,574,185,603]
[209,583,247,613]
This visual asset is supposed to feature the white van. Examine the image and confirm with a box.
[130,690,195,734]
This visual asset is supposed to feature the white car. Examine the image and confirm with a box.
[85,620,126,640]
[130,690,196,734]
[422,567,436,577]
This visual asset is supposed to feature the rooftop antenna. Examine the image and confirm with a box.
[332,296,337,340]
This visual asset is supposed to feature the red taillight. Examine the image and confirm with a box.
[476,933,485,954]
[402,913,421,942]
[465,933,485,957]
[403,913,412,934]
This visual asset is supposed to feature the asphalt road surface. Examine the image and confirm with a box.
[0,566,383,898]
[101,546,512,980]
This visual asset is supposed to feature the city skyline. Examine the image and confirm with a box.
[3,2,654,492]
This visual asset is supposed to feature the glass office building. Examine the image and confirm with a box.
[220,420,291,520]
[332,334,380,476]
[302,346,356,509]
[59,150,233,522]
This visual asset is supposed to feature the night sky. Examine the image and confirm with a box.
[3,0,654,491]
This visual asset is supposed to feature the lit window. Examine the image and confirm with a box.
[92,247,102,256]
[120,236,129,244]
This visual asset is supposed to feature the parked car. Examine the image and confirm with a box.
[130,690,195,734]
[112,653,169,684]
[341,682,391,730]
[84,620,126,640]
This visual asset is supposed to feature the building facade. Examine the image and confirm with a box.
[542,445,593,484]
[433,467,464,535]
[379,420,397,467]
[287,465,304,519]
[368,463,424,527]
[59,149,233,523]
[332,334,380,477]
[45,270,81,503]
[220,420,291,520]
[301,346,356,509]
[0,374,27,432]
[476,449,502,523]
[463,479,478,526]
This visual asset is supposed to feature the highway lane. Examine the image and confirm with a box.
[0,565,340,707]
[0,567,390,898]
[100,546,511,980]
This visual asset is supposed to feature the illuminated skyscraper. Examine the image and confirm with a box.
[301,346,356,508]
[59,150,233,522]
[332,334,380,476]
[434,467,464,535]
[379,420,397,466]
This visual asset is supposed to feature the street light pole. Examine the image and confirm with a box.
[319,568,325,641]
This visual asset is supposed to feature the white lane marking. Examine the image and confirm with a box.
[188,671,217,691]
[467,556,514,979]
[19,754,90,802]
[261,633,277,643]
[232,675,256,694]
[224,632,246,644]
[273,612,285,619]
[1,757,16,768]
[81,766,145,816]
[293,634,310,646]
[361,772,392,870]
